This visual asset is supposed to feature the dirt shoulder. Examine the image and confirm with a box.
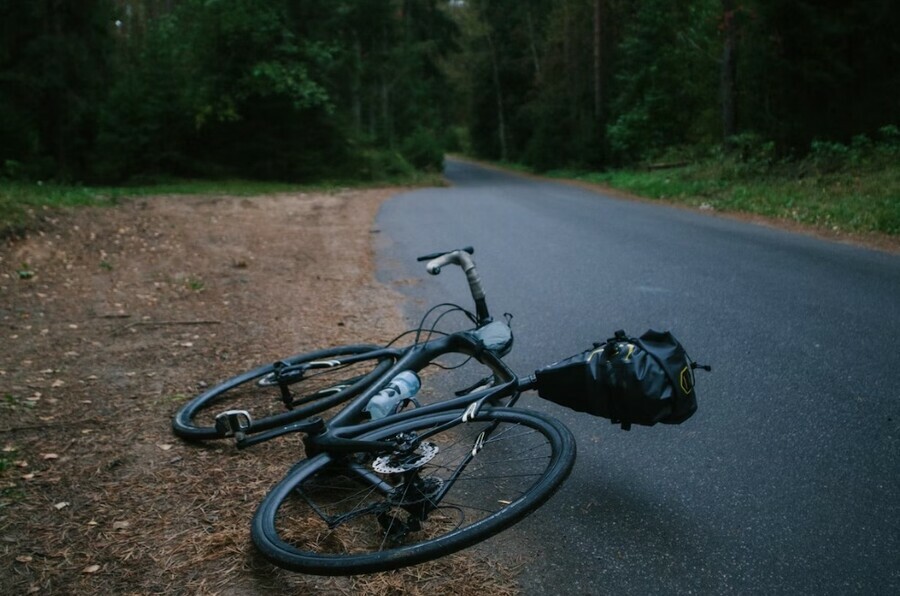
[0,189,517,595]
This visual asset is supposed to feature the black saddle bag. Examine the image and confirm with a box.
[534,330,705,429]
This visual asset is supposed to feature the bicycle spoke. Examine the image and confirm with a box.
[267,413,565,562]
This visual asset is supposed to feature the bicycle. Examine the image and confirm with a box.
[172,247,700,575]
[172,247,576,575]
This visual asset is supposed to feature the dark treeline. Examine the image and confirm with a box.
[1,0,455,181]
[1,0,898,182]
[460,0,900,168]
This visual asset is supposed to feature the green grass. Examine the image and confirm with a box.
[184,277,205,292]
[0,171,443,238]
[536,146,900,236]
[0,182,111,237]
[545,156,900,236]
[7,153,896,238]
[0,179,299,237]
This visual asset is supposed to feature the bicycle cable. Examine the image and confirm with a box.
[413,303,476,345]
[419,304,478,370]
[419,305,476,344]
[383,327,449,348]
[378,302,478,371]
[427,356,473,371]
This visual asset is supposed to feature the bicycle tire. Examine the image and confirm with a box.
[172,345,394,441]
[251,406,576,575]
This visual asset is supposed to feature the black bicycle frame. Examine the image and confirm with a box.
[240,329,525,452]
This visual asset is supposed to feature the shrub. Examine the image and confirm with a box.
[356,149,415,181]
[399,128,444,171]
[876,125,900,159]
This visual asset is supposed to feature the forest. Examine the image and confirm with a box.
[1,0,898,185]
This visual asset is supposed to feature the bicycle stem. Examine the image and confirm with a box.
[422,248,492,325]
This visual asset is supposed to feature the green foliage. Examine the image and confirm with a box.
[400,129,445,171]
[878,125,900,147]
[515,0,601,170]
[184,277,205,292]
[94,0,347,181]
[94,12,195,180]
[355,149,416,181]
[738,0,900,150]
[724,133,776,167]
[574,128,900,235]
[0,0,115,179]
[1,0,457,183]
[0,181,113,238]
[449,0,900,172]
[607,0,720,162]
[0,168,444,238]
[442,126,471,154]
[3,0,897,188]
[809,140,853,174]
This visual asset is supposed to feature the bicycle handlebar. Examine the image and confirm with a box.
[423,250,475,278]
[417,247,491,324]
[416,246,474,263]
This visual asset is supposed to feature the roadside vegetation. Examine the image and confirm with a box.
[0,170,442,239]
[3,131,897,241]
[549,126,900,236]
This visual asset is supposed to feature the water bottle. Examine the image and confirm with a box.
[364,371,421,419]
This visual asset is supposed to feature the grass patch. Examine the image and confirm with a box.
[0,171,443,238]
[0,182,115,238]
[576,161,900,235]
[1,393,35,411]
[536,130,900,237]
[0,448,14,473]
[496,128,900,237]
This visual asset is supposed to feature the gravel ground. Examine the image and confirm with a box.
[0,188,519,595]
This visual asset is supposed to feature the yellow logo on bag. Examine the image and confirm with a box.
[589,342,636,363]
[586,346,604,362]
[679,366,694,394]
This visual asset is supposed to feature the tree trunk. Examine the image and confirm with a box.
[525,2,541,82]
[380,25,393,146]
[563,1,576,118]
[381,76,392,146]
[721,0,738,145]
[486,31,508,161]
[351,36,362,135]
[593,0,603,122]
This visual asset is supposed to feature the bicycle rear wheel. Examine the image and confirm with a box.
[171,345,394,441]
[251,407,576,575]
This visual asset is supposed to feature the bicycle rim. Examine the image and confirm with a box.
[171,345,392,440]
[251,407,576,575]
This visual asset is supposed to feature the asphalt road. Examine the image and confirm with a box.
[374,159,900,595]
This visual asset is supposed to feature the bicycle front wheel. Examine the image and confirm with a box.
[251,407,576,575]
[172,345,394,441]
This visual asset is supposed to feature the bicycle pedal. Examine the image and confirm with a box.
[215,410,253,437]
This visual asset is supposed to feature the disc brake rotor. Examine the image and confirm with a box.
[373,442,439,474]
